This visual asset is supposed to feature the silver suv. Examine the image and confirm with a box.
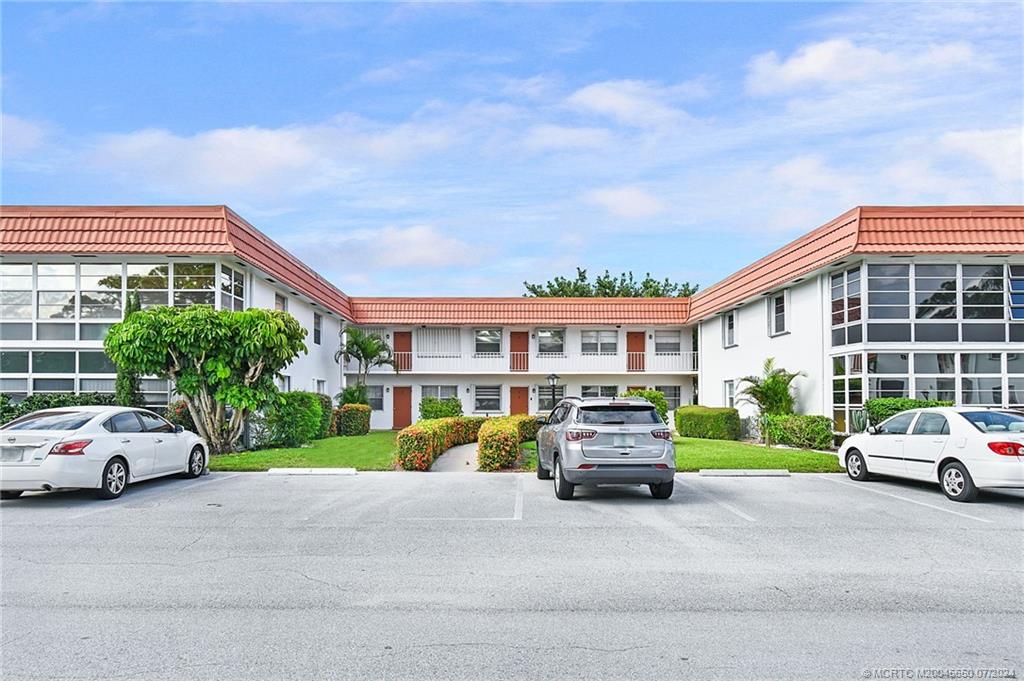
[536,397,676,500]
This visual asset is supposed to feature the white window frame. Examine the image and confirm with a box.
[768,291,788,337]
[656,385,682,410]
[654,330,681,355]
[313,313,322,345]
[365,385,384,411]
[721,311,736,348]
[274,293,288,312]
[581,385,618,398]
[724,380,735,408]
[421,385,458,400]
[581,329,617,355]
[473,385,502,412]
[536,328,566,356]
[473,329,502,356]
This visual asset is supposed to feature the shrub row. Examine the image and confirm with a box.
[619,389,669,423]
[396,416,487,471]
[675,406,741,441]
[764,414,834,450]
[337,403,371,436]
[419,396,463,419]
[864,398,954,425]
[477,414,542,472]
[315,393,334,439]
[1,392,118,426]
[257,391,324,448]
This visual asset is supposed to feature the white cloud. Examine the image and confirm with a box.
[522,124,612,152]
[501,74,559,100]
[939,127,1023,188]
[584,185,665,220]
[566,79,700,128]
[359,58,433,83]
[2,113,49,158]
[372,225,479,268]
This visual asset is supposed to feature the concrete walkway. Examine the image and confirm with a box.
[430,442,479,472]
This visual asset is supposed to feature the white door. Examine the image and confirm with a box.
[904,412,949,480]
[138,411,183,475]
[866,412,916,475]
[105,412,155,479]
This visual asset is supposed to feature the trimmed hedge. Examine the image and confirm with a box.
[396,416,486,471]
[477,415,542,472]
[865,398,953,425]
[262,391,323,448]
[419,396,463,419]
[764,414,834,450]
[675,406,741,440]
[338,403,371,436]
[1,392,118,426]
[619,389,669,423]
[314,393,334,439]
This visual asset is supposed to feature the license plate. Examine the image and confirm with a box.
[0,448,24,462]
[613,435,634,448]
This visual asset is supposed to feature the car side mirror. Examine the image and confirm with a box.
[866,425,877,435]
[175,424,184,434]
[535,415,547,426]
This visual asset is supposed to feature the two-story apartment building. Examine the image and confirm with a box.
[2,204,1022,434]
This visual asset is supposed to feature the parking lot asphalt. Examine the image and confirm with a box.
[2,471,1022,681]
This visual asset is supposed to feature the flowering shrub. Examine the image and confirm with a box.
[338,403,372,436]
[395,416,486,471]
[477,415,541,472]
[166,400,197,433]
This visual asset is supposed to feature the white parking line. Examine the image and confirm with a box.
[821,476,993,524]
[513,475,524,520]
[69,473,242,520]
[675,476,757,522]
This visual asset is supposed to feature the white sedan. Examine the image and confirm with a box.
[0,406,207,500]
[839,407,1024,502]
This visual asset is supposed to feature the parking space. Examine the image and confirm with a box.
[2,472,1022,680]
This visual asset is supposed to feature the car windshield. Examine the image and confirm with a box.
[958,411,1024,433]
[578,405,662,425]
[1,411,94,431]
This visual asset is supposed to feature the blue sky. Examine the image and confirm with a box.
[3,2,1021,296]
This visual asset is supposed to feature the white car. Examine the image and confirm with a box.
[0,406,208,500]
[839,407,1024,502]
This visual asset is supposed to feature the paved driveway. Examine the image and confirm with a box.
[2,472,1022,680]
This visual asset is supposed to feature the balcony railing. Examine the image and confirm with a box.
[348,351,698,374]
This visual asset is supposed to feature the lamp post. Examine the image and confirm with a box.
[546,373,560,411]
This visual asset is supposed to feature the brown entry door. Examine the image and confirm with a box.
[393,386,412,430]
[510,331,528,371]
[393,332,412,371]
[626,332,645,372]
[510,387,529,415]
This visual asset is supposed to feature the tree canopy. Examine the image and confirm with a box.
[523,268,698,298]
[104,305,307,454]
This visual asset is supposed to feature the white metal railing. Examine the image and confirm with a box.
[393,351,412,372]
[627,351,646,372]
[347,351,698,374]
[510,351,529,372]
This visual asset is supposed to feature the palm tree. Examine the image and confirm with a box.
[334,327,395,386]
[737,357,804,446]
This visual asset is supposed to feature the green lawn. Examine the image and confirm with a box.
[674,436,842,472]
[209,431,398,471]
[519,440,538,471]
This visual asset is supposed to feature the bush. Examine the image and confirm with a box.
[764,414,834,450]
[396,416,486,471]
[165,400,197,433]
[338,403,371,436]
[1,392,118,426]
[865,398,953,425]
[337,384,368,406]
[419,396,463,419]
[619,389,669,423]
[261,391,323,448]
[477,414,541,472]
[675,406,741,440]
[314,393,334,439]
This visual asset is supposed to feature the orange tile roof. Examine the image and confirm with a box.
[0,205,353,319]
[349,297,690,325]
[688,205,1024,321]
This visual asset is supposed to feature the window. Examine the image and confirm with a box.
[315,379,327,395]
[474,329,502,355]
[366,385,384,411]
[960,353,1002,374]
[878,412,915,435]
[768,292,786,335]
[220,265,245,311]
[721,312,736,347]
[538,385,566,412]
[830,266,862,346]
[0,264,33,319]
[79,264,122,318]
[274,293,288,312]
[138,411,174,433]
[581,385,617,398]
[1011,265,1024,320]
[79,351,116,373]
[654,330,681,354]
[536,329,565,355]
[139,379,170,407]
[474,385,501,412]
[1,351,29,373]
[107,412,144,433]
[33,378,74,392]
[912,413,949,435]
[3,411,93,431]
[127,264,170,308]
[961,265,1004,320]
[656,385,682,410]
[724,380,735,408]
[37,323,75,340]
[313,313,322,345]
[578,405,661,425]
[914,264,956,319]
[867,353,908,374]
[277,374,291,392]
[959,411,1024,433]
[37,264,76,319]
[172,263,215,306]
[581,330,617,354]
[32,351,75,373]
[866,352,908,400]
[416,328,461,357]
[421,385,458,399]
[867,264,910,319]
[915,377,955,402]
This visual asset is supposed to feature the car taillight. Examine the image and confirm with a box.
[651,429,672,441]
[50,439,92,456]
[987,442,1024,456]
[578,464,596,470]
[654,463,671,469]
[566,429,597,441]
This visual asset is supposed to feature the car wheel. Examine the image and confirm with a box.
[649,479,674,499]
[553,456,574,500]
[184,446,205,479]
[1,491,24,500]
[96,457,129,500]
[845,449,870,481]
[940,462,978,503]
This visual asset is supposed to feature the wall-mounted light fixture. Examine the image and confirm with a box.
[385,387,390,393]
[466,387,471,393]
[648,334,653,340]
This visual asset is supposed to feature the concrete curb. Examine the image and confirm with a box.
[698,469,791,477]
[267,468,357,476]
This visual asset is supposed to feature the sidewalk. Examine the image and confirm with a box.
[430,442,479,471]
